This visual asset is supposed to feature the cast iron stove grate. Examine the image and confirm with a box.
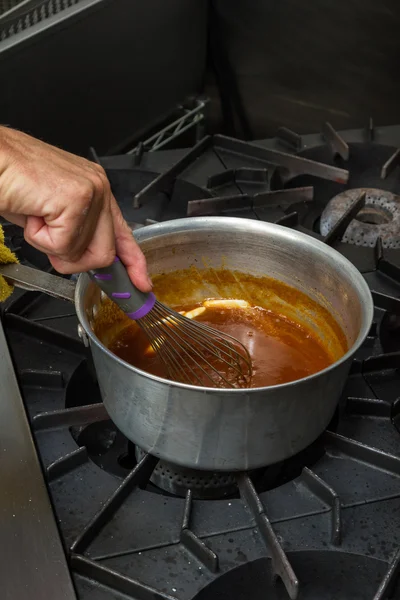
[2,122,400,599]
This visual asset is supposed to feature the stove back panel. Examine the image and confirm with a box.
[209,0,400,138]
[0,0,207,155]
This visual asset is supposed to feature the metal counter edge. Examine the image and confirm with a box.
[0,319,77,599]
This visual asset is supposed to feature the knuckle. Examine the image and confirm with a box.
[93,163,107,178]
[69,179,95,203]
[91,169,110,198]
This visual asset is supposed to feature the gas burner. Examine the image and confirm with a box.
[69,413,328,499]
[282,142,400,234]
[69,412,239,498]
[135,446,238,499]
[320,188,400,248]
[69,406,331,501]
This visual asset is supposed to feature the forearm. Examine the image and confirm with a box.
[0,126,27,214]
[0,125,13,189]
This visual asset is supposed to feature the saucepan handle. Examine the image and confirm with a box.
[0,261,155,321]
[0,263,76,302]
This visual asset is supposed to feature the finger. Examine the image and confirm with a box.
[22,214,86,261]
[110,199,152,293]
[24,215,49,252]
[23,216,78,260]
[24,197,89,261]
[49,202,116,274]
[25,176,106,263]
[0,211,27,228]
[24,214,84,262]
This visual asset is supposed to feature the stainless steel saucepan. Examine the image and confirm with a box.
[0,217,374,471]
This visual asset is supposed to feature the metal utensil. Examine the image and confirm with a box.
[0,217,374,472]
[88,258,252,389]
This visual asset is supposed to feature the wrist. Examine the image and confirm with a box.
[0,126,12,173]
[0,126,16,213]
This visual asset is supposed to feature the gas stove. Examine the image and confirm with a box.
[2,122,400,600]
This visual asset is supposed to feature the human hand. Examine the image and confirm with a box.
[0,126,152,292]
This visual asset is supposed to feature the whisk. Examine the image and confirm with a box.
[89,258,252,389]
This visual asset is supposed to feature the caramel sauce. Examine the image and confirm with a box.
[109,303,336,387]
[94,268,348,389]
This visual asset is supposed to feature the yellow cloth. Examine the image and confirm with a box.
[0,224,19,302]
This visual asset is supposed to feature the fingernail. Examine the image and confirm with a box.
[146,275,153,289]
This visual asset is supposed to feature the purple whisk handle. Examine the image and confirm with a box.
[89,257,154,320]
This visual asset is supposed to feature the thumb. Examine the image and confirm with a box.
[111,200,152,293]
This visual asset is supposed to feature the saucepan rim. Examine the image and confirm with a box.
[76,217,374,394]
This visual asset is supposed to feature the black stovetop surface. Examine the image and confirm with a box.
[2,123,400,600]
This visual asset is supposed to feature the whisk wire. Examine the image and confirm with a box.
[137,300,252,389]
[142,310,233,387]
[167,316,246,376]
[155,305,250,367]
[140,314,208,387]
[149,304,246,387]
[166,307,252,363]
